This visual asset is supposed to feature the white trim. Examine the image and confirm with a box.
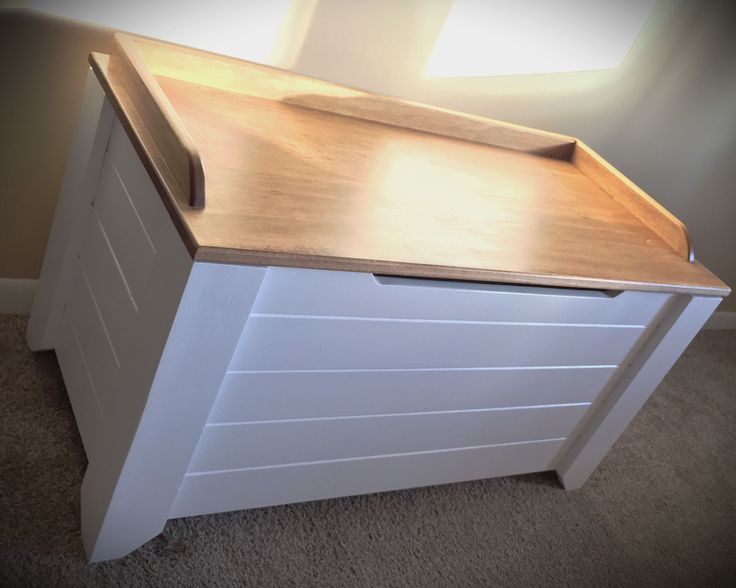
[0,278,38,314]
[557,295,722,489]
[704,311,736,330]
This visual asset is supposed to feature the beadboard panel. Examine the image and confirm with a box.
[251,267,672,325]
[189,404,588,473]
[77,212,137,365]
[209,367,617,423]
[93,153,156,306]
[55,308,106,464]
[171,438,566,518]
[66,256,121,420]
[54,116,194,470]
[105,120,176,254]
[229,317,646,371]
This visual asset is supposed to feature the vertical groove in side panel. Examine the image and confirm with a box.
[69,317,105,420]
[112,164,157,254]
[92,142,159,305]
[54,310,105,462]
[68,261,121,419]
[78,203,142,371]
[93,212,138,313]
[80,263,120,368]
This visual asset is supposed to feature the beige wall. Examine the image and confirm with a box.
[0,9,114,279]
[1,1,734,308]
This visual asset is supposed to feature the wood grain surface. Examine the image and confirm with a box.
[571,142,693,261]
[131,35,577,160]
[107,35,205,208]
[89,34,729,296]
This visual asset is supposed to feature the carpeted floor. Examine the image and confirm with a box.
[1,314,735,587]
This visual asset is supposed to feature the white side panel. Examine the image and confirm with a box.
[171,438,566,518]
[557,295,722,489]
[209,367,617,422]
[190,404,588,472]
[82,261,265,562]
[55,118,185,465]
[230,317,646,371]
[27,70,114,350]
[54,310,106,465]
[43,113,268,562]
[92,151,157,304]
[252,267,671,325]
[65,256,121,424]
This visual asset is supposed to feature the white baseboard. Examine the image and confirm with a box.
[704,311,736,330]
[0,278,37,315]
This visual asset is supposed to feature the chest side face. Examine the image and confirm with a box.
[55,117,192,463]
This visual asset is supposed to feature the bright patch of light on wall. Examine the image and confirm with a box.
[28,0,298,65]
[425,0,657,78]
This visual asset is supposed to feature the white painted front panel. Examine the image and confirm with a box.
[209,367,617,422]
[181,257,663,516]
[230,317,646,371]
[209,367,616,423]
[190,404,588,472]
[252,267,671,325]
[171,438,567,518]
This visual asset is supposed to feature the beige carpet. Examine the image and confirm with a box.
[1,314,735,587]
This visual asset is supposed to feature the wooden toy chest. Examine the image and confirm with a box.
[27,34,729,561]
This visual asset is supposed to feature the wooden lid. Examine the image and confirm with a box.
[88,34,729,297]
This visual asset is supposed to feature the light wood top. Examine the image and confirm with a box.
[88,35,729,297]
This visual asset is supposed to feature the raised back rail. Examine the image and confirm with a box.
[107,34,205,208]
[102,33,694,264]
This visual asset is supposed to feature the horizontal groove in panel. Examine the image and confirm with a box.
[249,314,645,327]
[189,404,588,472]
[208,405,591,426]
[188,438,567,475]
[209,367,617,423]
[171,438,566,518]
[230,365,618,373]
[251,267,671,325]
[230,317,645,371]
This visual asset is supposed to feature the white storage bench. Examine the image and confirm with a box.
[27,35,728,561]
